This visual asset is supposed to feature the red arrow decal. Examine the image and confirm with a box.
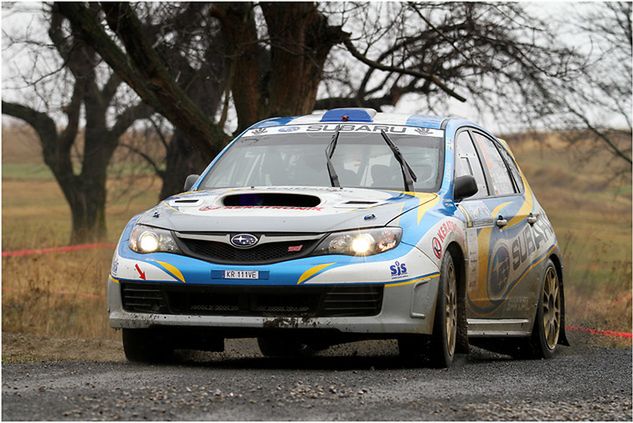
[135,263,146,280]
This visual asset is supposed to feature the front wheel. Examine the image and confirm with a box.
[257,335,316,358]
[122,328,174,363]
[428,252,461,367]
[398,251,467,368]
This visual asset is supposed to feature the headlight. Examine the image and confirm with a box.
[129,225,180,254]
[313,227,402,256]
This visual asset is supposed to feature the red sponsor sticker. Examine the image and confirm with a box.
[432,221,458,259]
[199,205,322,211]
[432,237,442,259]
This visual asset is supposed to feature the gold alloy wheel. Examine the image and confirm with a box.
[542,267,561,350]
[445,261,457,356]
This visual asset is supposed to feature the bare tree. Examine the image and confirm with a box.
[317,3,580,119]
[131,3,227,198]
[57,2,584,141]
[2,4,152,242]
[557,2,632,168]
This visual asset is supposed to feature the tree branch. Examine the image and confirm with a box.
[118,143,165,178]
[109,102,154,139]
[56,2,227,156]
[341,33,467,102]
[1,101,58,150]
[59,81,84,151]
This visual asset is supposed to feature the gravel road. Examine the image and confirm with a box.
[3,336,631,421]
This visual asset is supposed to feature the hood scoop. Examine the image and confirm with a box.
[344,200,378,205]
[222,192,321,208]
[168,197,205,207]
[173,199,202,204]
[335,199,383,209]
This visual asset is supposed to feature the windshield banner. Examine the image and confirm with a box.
[243,124,444,138]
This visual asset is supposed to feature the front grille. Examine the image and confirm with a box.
[120,284,164,313]
[121,283,383,317]
[177,237,321,264]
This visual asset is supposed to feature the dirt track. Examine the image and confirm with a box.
[2,333,631,421]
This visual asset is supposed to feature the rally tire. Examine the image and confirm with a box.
[452,247,469,355]
[122,328,175,364]
[397,335,429,362]
[428,251,463,368]
[523,259,561,359]
[398,251,466,368]
[257,335,315,358]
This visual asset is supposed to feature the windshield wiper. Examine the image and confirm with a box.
[325,128,341,187]
[380,130,418,192]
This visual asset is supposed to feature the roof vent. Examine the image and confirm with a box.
[321,108,377,123]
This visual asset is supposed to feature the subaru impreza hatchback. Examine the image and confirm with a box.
[108,108,567,367]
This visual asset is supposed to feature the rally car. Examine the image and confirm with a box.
[108,108,567,367]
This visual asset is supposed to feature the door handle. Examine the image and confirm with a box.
[527,213,538,225]
[496,215,508,228]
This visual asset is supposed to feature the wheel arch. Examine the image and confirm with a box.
[446,242,466,292]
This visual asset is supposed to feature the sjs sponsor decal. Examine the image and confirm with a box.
[389,261,408,279]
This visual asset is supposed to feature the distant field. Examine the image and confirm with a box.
[2,124,631,347]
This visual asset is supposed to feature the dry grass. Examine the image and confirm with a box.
[2,175,159,341]
[2,127,631,354]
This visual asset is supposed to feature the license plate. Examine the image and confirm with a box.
[223,270,259,279]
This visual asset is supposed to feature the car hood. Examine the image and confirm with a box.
[137,186,437,233]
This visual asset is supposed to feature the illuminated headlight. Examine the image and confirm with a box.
[313,227,402,256]
[129,225,180,254]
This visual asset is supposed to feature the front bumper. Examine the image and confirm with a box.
[108,230,441,336]
[108,276,440,335]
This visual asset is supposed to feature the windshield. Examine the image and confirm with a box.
[199,125,444,192]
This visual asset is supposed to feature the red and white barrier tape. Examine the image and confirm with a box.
[565,325,632,339]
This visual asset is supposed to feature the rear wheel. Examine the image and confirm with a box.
[523,260,561,358]
[122,328,174,363]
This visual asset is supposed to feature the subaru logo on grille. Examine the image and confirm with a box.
[230,233,259,248]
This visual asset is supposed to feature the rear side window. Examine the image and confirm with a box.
[472,132,515,196]
[496,142,524,193]
[455,131,488,198]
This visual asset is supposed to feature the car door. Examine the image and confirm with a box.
[453,129,503,318]
[468,130,537,319]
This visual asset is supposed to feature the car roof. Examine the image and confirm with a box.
[250,108,477,131]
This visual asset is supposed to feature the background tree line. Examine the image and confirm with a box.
[2,2,631,243]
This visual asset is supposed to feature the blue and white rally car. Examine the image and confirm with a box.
[108,108,567,367]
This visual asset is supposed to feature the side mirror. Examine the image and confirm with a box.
[453,175,478,202]
[183,174,200,192]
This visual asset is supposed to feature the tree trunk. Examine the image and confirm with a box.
[159,130,216,200]
[216,3,264,132]
[260,3,343,117]
[68,183,108,244]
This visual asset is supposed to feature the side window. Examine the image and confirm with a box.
[472,132,515,196]
[496,142,524,192]
[455,131,488,198]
